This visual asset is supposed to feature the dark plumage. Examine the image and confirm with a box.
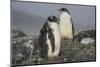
[59,8,70,14]
[39,22,48,58]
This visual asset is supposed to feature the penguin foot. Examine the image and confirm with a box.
[48,56,54,59]
[48,53,54,59]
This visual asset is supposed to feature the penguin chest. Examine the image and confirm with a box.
[53,30,61,45]
[46,28,61,55]
[59,15,73,39]
[59,21,72,34]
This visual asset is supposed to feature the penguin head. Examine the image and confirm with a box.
[47,16,60,31]
[47,16,59,24]
[58,8,69,14]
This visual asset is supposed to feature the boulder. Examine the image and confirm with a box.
[80,38,95,45]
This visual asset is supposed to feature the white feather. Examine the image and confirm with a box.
[59,12,73,39]
[47,33,53,57]
[48,22,61,56]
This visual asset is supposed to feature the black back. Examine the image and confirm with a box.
[39,22,48,58]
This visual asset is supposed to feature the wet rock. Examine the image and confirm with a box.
[12,36,38,65]
[12,30,96,65]
[74,30,96,42]
[80,38,95,45]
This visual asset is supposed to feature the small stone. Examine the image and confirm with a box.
[37,58,43,62]
[89,53,93,55]
[36,50,39,53]
[63,58,67,62]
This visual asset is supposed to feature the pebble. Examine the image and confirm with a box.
[63,58,67,62]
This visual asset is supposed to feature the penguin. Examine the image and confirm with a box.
[39,16,61,59]
[58,8,74,40]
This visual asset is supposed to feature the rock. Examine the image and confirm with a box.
[80,38,95,45]
[74,30,96,42]
[12,36,39,65]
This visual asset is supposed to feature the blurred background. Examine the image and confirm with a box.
[11,1,96,36]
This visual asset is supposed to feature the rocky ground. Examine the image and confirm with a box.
[11,30,96,67]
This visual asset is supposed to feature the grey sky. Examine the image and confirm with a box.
[11,1,96,36]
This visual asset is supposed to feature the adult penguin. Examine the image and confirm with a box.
[58,8,74,40]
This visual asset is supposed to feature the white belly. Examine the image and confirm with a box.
[47,22,61,57]
[46,33,52,57]
[59,12,73,39]
[46,30,61,57]
[52,28,61,56]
